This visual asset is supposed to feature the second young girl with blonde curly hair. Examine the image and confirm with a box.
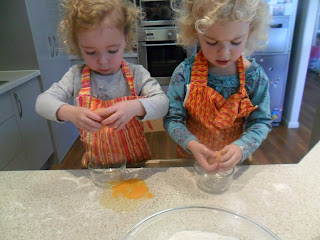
[164,0,272,172]
[36,0,169,166]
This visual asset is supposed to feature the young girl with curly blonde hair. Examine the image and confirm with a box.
[164,0,272,172]
[36,0,169,166]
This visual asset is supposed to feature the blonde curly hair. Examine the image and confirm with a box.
[175,0,271,56]
[58,0,140,58]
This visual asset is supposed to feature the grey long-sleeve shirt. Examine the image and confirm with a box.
[36,63,169,122]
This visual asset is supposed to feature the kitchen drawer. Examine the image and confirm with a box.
[0,116,24,170]
[0,92,15,124]
[3,152,28,171]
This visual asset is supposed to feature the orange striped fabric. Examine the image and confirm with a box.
[177,50,257,157]
[78,60,151,166]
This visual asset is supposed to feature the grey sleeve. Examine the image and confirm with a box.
[35,65,82,122]
[131,64,169,120]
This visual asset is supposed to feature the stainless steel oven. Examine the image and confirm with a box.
[138,27,195,86]
[139,0,175,27]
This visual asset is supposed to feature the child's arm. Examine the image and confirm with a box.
[35,65,103,132]
[163,63,195,148]
[57,104,103,132]
[99,64,168,130]
[36,65,81,122]
[134,65,169,120]
[219,68,272,170]
[163,62,218,172]
[187,140,219,173]
[99,99,146,130]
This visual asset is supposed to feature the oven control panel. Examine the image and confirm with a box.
[138,27,177,42]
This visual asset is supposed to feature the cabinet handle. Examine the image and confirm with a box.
[14,93,23,118]
[48,36,54,58]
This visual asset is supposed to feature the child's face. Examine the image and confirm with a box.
[77,18,127,75]
[198,20,250,71]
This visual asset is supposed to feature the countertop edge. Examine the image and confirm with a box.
[0,70,40,95]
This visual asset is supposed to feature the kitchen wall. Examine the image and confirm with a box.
[0,1,38,70]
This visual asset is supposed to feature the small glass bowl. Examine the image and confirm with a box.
[194,161,234,194]
[88,154,126,188]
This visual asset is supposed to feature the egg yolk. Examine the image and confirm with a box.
[112,179,153,199]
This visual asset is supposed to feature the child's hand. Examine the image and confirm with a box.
[187,140,219,173]
[99,100,146,131]
[217,144,242,171]
[57,105,104,132]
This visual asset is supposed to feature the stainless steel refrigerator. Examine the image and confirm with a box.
[252,0,298,126]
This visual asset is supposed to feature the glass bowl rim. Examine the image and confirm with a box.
[193,161,235,176]
[87,155,127,170]
[122,205,280,240]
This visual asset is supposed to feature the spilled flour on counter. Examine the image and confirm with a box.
[168,231,239,240]
[100,179,153,212]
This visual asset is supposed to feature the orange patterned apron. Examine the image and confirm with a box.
[78,60,151,166]
[177,50,257,158]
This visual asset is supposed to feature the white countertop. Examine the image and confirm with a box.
[1,141,319,240]
[0,70,40,95]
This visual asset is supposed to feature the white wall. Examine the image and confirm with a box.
[0,1,38,70]
[283,0,319,128]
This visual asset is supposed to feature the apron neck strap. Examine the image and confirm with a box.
[79,60,137,97]
[121,59,136,96]
[237,55,246,96]
[191,50,247,97]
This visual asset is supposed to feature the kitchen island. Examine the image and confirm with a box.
[1,141,319,240]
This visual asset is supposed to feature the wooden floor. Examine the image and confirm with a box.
[51,70,320,169]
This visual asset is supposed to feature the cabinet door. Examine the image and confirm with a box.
[0,116,24,170]
[0,92,24,170]
[11,77,53,169]
[2,152,27,171]
[0,92,15,124]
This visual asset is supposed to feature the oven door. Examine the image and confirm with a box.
[138,41,187,85]
[139,0,174,27]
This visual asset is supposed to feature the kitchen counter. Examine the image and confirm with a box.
[1,141,319,240]
[0,70,40,95]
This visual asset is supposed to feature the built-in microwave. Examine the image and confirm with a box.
[139,0,175,27]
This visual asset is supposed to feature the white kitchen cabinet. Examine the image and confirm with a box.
[0,77,53,170]
[1,1,79,164]
[0,92,24,170]
[0,2,78,168]
[11,77,53,169]
[25,0,79,164]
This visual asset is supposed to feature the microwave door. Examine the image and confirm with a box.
[140,0,174,26]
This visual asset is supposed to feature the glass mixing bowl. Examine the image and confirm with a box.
[194,161,234,194]
[88,154,126,188]
[122,206,280,240]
